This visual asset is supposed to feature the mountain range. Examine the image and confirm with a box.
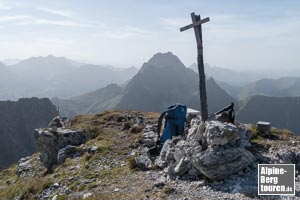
[236,95,300,134]
[53,52,235,118]
[0,97,58,169]
[189,63,263,86]
[0,55,138,100]
[2,52,300,137]
[218,76,300,100]
[53,52,300,135]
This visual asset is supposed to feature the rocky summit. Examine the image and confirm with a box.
[143,117,254,181]
[1,110,300,199]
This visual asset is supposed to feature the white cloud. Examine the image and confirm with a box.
[0,15,91,27]
[37,7,74,18]
[0,15,29,22]
[17,18,91,27]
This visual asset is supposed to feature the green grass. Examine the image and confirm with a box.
[57,194,68,200]
[0,176,53,200]
[127,156,137,170]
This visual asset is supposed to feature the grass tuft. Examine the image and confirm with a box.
[127,156,137,170]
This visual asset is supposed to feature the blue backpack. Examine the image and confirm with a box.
[158,104,187,143]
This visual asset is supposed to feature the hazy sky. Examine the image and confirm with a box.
[0,0,300,70]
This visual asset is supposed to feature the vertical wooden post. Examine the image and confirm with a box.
[191,13,208,122]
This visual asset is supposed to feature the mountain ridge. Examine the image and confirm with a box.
[0,55,137,100]
[0,97,58,169]
[236,95,300,134]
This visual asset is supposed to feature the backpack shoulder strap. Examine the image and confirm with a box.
[157,111,167,138]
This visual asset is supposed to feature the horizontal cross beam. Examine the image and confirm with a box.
[179,17,210,32]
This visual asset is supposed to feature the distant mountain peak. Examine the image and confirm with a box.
[141,52,186,71]
[207,76,216,83]
[26,54,68,62]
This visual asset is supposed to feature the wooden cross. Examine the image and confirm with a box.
[180,12,210,122]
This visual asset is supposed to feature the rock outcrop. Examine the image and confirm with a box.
[34,117,90,171]
[141,117,255,181]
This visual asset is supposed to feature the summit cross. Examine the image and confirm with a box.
[180,12,210,122]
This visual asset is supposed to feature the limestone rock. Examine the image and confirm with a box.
[203,121,240,146]
[34,128,90,171]
[57,145,84,164]
[16,156,32,177]
[276,149,296,164]
[135,154,152,171]
[186,108,200,124]
[87,146,98,154]
[49,116,64,129]
[156,137,181,168]
[187,116,205,142]
[155,139,172,168]
[191,148,254,180]
[174,157,188,175]
[142,125,158,148]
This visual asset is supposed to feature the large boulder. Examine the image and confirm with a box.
[191,148,254,180]
[34,128,90,171]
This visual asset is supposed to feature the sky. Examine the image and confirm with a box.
[0,0,300,71]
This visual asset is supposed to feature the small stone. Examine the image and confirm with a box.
[52,195,58,200]
[53,182,59,188]
[174,157,188,175]
[276,149,296,164]
[83,192,92,198]
[65,188,72,194]
[153,181,165,188]
[57,145,84,164]
[88,146,98,153]
[114,188,120,192]
[144,188,151,192]
[196,180,206,187]
[135,154,152,171]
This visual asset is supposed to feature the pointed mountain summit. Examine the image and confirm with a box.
[140,52,186,71]
[116,52,199,112]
